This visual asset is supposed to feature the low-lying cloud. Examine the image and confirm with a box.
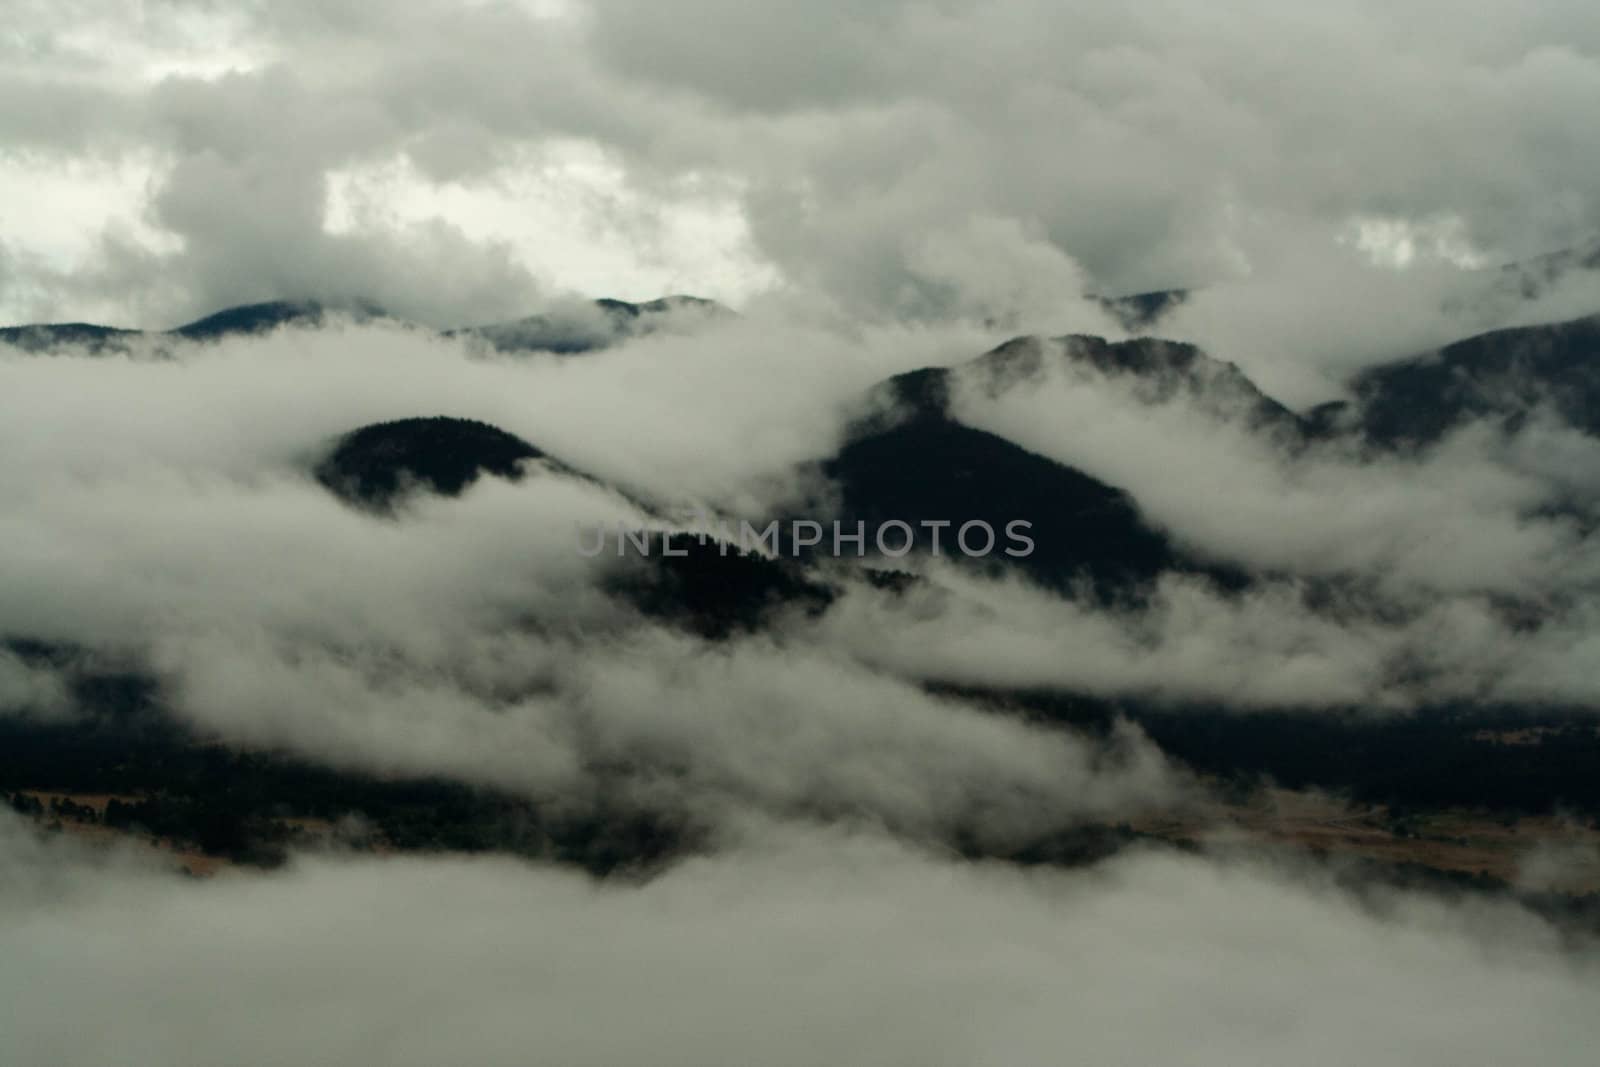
[2,813,1596,1066]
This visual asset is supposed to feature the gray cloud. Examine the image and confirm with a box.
[950,345,1600,599]
[4,0,1600,351]
[818,565,1600,710]
[0,322,1182,844]
[581,0,1600,310]
[8,6,1600,1057]
[6,305,1600,740]
[2,813,1597,1066]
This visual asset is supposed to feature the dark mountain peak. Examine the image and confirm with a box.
[824,346,1248,598]
[816,334,1287,595]
[4,295,723,355]
[314,416,545,511]
[967,333,1207,388]
[1061,333,1203,376]
[0,321,140,354]
[171,300,328,341]
[1350,313,1600,447]
[458,295,729,355]
[822,401,1188,599]
[948,333,1306,437]
[170,299,392,341]
[2,301,361,351]
[874,364,955,423]
[965,334,1052,389]
[597,294,725,319]
[858,332,1304,451]
[963,333,1220,389]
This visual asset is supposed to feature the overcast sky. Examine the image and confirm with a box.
[3,0,1600,330]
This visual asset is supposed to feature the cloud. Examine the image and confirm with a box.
[2,814,1597,1066]
[950,345,1600,599]
[0,321,1180,844]
[1157,238,1600,406]
[580,0,1600,311]
[0,647,71,720]
[8,8,1600,1055]
[815,563,1600,710]
[6,303,1600,750]
[7,0,1600,352]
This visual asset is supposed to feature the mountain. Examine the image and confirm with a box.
[804,331,1307,596]
[314,416,547,511]
[451,295,728,354]
[17,293,1600,884]
[171,300,339,341]
[1,295,727,355]
[595,295,724,321]
[1349,314,1600,446]
[0,322,140,353]
[819,360,1191,599]
[0,299,366,352]
[965,333,1309,437]
[310,415,833,637]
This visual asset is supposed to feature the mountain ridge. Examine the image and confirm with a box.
[0,294,730,355]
